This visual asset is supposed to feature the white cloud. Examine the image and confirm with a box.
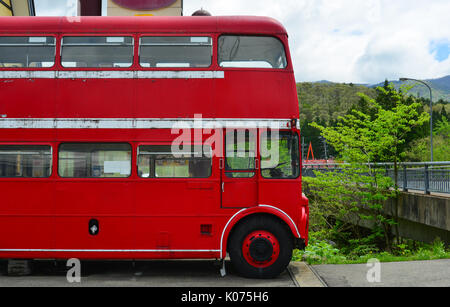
[185,0,450,83]
[34,0,450,83]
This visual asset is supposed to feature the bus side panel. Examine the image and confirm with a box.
[53,181,135,250]
[214,71,299,119]
[0,181,54,250]
[258,180,303,233]
[56,79,135,118]
[135,78,214,118]
[134,180,222,251]
[0,79,57,118]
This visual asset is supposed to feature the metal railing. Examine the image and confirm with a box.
[302,161,450,195]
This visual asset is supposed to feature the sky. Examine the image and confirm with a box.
[33,0,450,84]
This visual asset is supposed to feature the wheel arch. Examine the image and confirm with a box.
[220,205,300,259]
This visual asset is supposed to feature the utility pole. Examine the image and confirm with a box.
[400,78,433,162]
[301,137,306,161]
[321,137,328,160]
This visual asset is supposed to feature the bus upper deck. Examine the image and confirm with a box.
[0,16,299,121]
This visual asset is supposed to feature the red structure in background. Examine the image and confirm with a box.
[304,141,335,167]
[112,0,177,10]
[78,0,181,16]
[79,0,102,16]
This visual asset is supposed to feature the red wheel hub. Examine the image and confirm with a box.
[242,230,280,268]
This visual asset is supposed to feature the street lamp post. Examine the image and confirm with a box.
[399,78,433,162]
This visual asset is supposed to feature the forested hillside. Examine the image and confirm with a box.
[297,83,376,124]
[298,81,450,161]
[372,75,450,102]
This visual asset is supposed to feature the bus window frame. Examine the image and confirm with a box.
[224,129,258,179]
[137,33,215,71]
[0,34,58,70]
[136,141,213,180]
[259,130,301,180]
[59,34,136,70]
[216,34,290,72]
[0,142,54,179]
[57,142,133,179]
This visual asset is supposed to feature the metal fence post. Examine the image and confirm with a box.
[424,165,430,195]
[403,165,408,192]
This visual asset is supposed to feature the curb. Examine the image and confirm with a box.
[288,262,327,287]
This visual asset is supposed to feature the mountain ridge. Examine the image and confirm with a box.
[307,75,450,102]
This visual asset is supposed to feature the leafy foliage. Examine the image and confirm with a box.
[405,115,450,161]
[305,84,429,252]
[296,81,448,264]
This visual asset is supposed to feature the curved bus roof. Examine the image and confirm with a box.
[0,16,288,35]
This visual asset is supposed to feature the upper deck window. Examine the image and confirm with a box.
[139,36,212,68]
[61,36,134,68]
[0,36,55,68]
[218,36,287,69]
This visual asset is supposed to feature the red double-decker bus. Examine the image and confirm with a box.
[0,16,308,279]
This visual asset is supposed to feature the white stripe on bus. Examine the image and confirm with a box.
[0,118,296,129]
[0,70,225,79]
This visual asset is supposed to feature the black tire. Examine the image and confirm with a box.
[228,215,293,279]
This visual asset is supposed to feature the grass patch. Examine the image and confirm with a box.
[292,237,450,265]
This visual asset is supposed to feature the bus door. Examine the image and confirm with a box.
[221,129,258,208]
[134,141,219,251]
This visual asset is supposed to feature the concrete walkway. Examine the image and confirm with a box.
[312,259,450,287]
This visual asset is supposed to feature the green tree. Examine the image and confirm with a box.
[308,85,429,249]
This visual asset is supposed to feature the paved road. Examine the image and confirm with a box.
[3,259,448,287]
[0,260,296,287]
[312,259,450,287]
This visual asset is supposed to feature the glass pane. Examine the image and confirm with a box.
[0,36,55,68]
[218,36,287,69]
[0,145,52,178]
[261,132,300,179]
[225,172,255,178]
[138,144,212,178]
[140,36,212,68]
[225,130,256,171]
[59,143,131,178]
[61,36,134,68]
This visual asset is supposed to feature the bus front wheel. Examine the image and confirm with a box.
[228,215,293,279]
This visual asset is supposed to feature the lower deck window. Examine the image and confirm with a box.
[225,130,256,178]
[261,132,300,179]
[138,145,212,178]
[0,145,52,178]
[59,143,131,178]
